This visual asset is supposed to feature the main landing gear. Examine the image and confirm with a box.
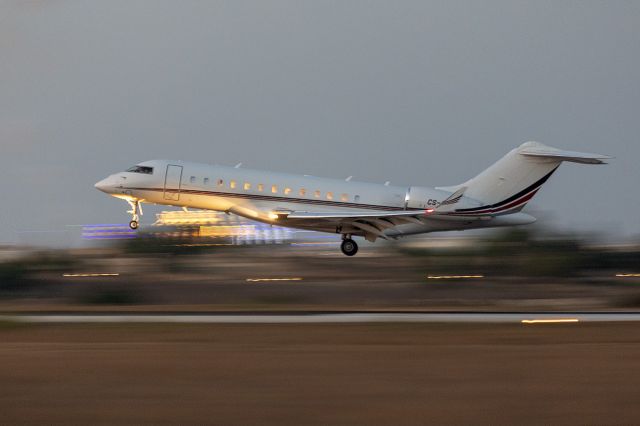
[126,199,143,230]
[340,235,358,256]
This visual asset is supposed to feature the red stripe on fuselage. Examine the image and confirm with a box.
[451,188,540,216]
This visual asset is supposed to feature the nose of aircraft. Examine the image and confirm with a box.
[94,177,112,193]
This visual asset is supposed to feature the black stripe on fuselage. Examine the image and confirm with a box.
[125,187,416,212]
[455,166,559,213]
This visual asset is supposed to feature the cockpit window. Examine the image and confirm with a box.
[126,166,154,175]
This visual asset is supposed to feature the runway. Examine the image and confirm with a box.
[2,315,639,425]
[3,312,640,324]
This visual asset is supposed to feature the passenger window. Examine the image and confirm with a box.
[217,179,224,187]
[341,193,349,202]
[204,178,210,185]
[257,184,264,192]
[230,180,237,189]
[299,188,306,197]
[271,185,278,194]
[190,176,196,184]
[244,182,251,190]
[326,192,333,200]
[314,190,321,198]
[284,187,292,195]
[354,195,360,202]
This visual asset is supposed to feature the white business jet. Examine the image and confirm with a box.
[95,142,609,256]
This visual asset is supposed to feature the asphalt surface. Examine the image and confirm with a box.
[3,312,640,323]
[2,316,639,425]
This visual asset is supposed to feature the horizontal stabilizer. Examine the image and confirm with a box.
[519,142,611,164]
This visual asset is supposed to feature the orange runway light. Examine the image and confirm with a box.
[521,318,580,324]
[63,273,120,278]
[246,278,303,282]
[427,275,485,280]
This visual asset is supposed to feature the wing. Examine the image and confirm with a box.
[228,188,489,242]
[281,209,430,241]
[269,189,490,241]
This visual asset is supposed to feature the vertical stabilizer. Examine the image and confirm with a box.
[441,142,609,215]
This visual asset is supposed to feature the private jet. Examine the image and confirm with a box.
[95,142,609,256]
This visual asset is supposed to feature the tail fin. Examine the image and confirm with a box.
[440,142,610,215]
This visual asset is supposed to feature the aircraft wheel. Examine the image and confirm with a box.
[340,239,358,256]
[129,220,139,230]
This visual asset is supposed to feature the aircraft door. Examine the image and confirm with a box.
[164,165,183,201]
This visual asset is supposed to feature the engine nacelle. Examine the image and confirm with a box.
[405,186,449,210]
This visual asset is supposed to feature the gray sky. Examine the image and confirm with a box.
[1,1,639,244]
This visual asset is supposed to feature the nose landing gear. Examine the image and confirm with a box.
[126,199,143,230]
[340,234,358,256]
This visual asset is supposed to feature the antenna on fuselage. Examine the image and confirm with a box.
[384,181,391,186]
[234,163,242,168]
[345,176,353,181]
